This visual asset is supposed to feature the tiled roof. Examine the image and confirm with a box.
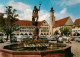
[15,20,45,26]
[74,18,80,25]
[38,20,45,26]
[54,17,69,27]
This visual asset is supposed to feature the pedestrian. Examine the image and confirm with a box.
[67,37,71,44]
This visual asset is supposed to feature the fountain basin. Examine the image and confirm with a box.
[0,43,71,57]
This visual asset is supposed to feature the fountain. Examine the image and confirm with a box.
[0,4,72,57]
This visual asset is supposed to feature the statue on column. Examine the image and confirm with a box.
[32,3,41,40]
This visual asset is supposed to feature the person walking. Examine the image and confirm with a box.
[67,37,71,44]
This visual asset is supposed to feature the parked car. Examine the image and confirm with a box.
[16,35,22,42]
[75,37,80,42]
[21,36,29,42]
[0,36,6,43]
[29,36,33,39]
[62,36,67,41]
[71,37,75,41]
[11,36,17,42]
[58,37,63,43]
[39,35,47,39]
[48,36,57,41]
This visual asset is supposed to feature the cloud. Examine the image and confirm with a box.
[39,10,49,21]
[67,0,80,5]
[57,0,80,6]
[55,8,76,21]
[0,5,7,18]
[8,0,32,20]
[55,8,68,20]
[60,8,66,14]
[0,5,5,13]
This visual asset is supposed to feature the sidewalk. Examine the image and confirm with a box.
[0,42,11,48]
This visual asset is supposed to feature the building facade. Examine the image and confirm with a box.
[13,20,50,36]
[72,19,80,35]
[53,17,73,35]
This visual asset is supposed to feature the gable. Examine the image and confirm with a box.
[65,17,73,26]
[54,17,69,27]
[74,19,80,25]
[40,20,49,26]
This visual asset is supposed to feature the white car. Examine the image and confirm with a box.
[16,36,22,42]
[0,36,6,43]
[21,36,29,42]
[39,35,47,39]
[62,36,67,41]
[48,36,57,41]
[29,36,32,39]
[58,37,63,43]
[75,37,80,42]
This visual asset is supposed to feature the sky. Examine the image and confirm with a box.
[0,0,80,23]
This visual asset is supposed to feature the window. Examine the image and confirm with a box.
[25,33,28,35]
[17,34,19,35]
[20,30,21,32]
[29,24,30,26]
[20,33,23,35]
[47,33,48,35]
[25,24,27,26]
[44,22,45,23]
[20,27,22,29]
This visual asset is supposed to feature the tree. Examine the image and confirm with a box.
[60,27,64,35]
[54,30,59,35]
[60,27,70,36]
[0,6,19,43]
[0,14,9,40]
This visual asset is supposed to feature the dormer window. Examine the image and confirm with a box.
[44,22,45,23]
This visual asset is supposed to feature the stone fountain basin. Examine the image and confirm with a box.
[0,43,71,57]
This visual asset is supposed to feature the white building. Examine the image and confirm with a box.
[72,18,80,35]
[13,20,50,36]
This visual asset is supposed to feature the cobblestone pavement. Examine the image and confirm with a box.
[0,41,80,57]
[49,41,80,57]
[65,41,80,57]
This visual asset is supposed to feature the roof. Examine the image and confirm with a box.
[54,17,69,27]
[15,20,45,27]
[74,18,80,25]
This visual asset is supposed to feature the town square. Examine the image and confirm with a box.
[0,0,80,57]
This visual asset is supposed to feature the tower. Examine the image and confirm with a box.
[49,7,55,36]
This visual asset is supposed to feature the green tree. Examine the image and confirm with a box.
[54,30,59,35]
[60,27,70,36]
[0,14,9,41]
[60,27,64,35]
[0,6,19,43]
